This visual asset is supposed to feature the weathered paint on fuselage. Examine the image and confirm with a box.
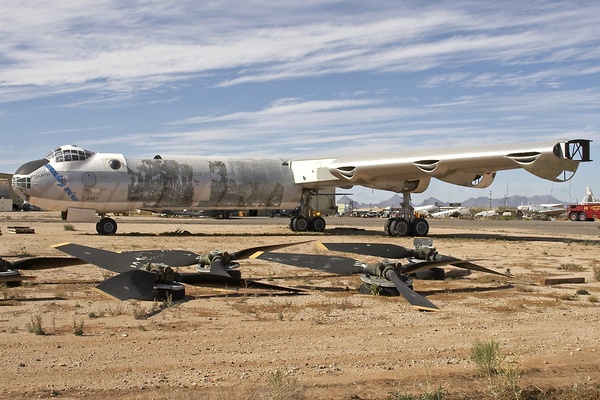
[18,152,303,213]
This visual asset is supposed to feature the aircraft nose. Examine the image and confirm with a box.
[12,158,49,199]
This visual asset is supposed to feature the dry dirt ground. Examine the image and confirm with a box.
[1,212,599,399]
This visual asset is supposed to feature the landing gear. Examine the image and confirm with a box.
[96,217,117,235]
[288,190,327,232]
[383,192,429,237]
[289,215,326,232]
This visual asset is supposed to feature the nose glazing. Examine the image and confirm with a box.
[12,158,49,199]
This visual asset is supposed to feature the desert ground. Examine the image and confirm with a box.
[1,212,599,399]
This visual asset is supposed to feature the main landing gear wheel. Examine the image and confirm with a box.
[384,217,429,237]
[289,216,327,232]
[96,217,117,235]
[391,218,410,237]
[310,216,326,232]
[410,218,429,237]
[384,218,395,237]
[291,216,309,232]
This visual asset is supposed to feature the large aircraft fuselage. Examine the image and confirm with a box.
[12,147,303,213]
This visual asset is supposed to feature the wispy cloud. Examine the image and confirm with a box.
[2,2,599,97]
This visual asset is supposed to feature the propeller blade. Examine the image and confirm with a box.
[446,259,509,277]
[320,243,414,259]
[177,272,301,292]
[401,257,508,278]
[9,257,87,270]
[120,250,200,267]
[402,259,461,275]
[388,271,439,312]
[52,243,140,273]
[0,273,35,283]
[209,257,233,277]
[232,240,314,260]
[95,269,158,301]
[252,252,360,275]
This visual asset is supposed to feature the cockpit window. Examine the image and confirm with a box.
[45,146,94,163]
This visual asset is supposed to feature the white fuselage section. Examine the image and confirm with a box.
[13,151,303,213]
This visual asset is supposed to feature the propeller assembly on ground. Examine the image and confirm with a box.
[51,241,313,301]
[0,256,87,286]
[17,238,508,311]
[252,238,509,311]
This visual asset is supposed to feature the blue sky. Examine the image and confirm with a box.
[1,1,598,204]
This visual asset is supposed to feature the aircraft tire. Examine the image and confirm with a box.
[384,218,394,236]
[411,218,429,237]
[292,216,309,232]
[310,216,326,232]
[289,217,297,231]
[391,218,410,237]
[96,217,117,235]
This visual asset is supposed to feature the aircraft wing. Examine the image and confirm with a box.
[536,208,566,216]
[288,139,591,192]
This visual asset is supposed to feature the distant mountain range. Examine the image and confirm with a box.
[337,193,567,209]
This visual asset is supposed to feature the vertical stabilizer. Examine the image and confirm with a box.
[582,187,596,204]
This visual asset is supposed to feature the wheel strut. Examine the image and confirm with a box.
[289,189,327,232]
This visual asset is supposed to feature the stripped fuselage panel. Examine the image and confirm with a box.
[13,148,302,213]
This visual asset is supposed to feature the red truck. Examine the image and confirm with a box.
[567,187,599,221]
[568,203,600,221]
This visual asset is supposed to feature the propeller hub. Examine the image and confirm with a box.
[363,259,401,280]
[199,250,233,268]
[145,263,176,283]
[414,245,440,261]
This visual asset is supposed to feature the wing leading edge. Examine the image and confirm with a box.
[288,139,592,192]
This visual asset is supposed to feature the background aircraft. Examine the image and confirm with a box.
[474,210,500,218]
[11,139,591,236]
[430,207,471,219]
[516,203,566,217]
[411,204,440,218]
